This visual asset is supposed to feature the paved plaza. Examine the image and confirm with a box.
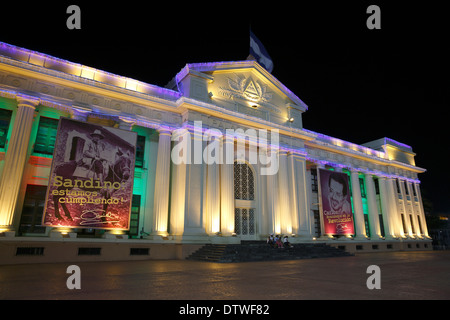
[1,251,449,300]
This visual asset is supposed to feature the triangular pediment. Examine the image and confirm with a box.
[170,60,308,129]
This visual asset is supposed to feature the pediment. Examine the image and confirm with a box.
[219,72,277,112]
[169,60,308,129]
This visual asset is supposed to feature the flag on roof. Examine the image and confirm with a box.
[249,29,274,73]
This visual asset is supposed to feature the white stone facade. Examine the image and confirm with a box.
[0,42,430,247]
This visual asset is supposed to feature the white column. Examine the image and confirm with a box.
[350,169,367,239]
[365,173,382,239]
[169,129,188,236]
[278,150,291,234]
[316,164,326,238]
[266,148,280,234]
[220,135,234,236]
[152,129,172,237]
[405,181,417,236]
[182,128,208,238]
[293,154,311,238]
[205,132,221,234]
[378,177,395,239]
[399,180,412,237]
[414,183,430,238]
[0,95,39,233]
[386,178,403,237]
[305,168,315,237]
[287,152,299,235]
[259,146,271,236]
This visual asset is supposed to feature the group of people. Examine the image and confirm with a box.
[267,234,293,248]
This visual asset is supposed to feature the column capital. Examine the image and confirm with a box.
[349,167,360,174]
[287,150,307,162]
[72,105,92,121]
[16,94,40,109]
[171,127,191,140]
[118,115,137,131]
[157,127,172,136]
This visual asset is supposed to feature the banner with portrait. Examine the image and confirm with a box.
[318,169,355,236]
[42,118,137,230]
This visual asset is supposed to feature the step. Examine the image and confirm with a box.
[186,242,353,263]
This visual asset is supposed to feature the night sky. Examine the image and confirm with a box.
[1,2,448,213]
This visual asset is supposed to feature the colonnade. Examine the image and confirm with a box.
[0,99,430,242]
[149,127,312,241]
[313,163,429,240]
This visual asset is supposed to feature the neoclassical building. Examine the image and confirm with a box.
[0,42,431,262]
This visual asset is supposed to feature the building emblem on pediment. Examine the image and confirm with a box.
[218,74,281,114]
[220,74,272,103]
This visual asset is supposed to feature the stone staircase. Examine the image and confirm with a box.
[186,241,353,263]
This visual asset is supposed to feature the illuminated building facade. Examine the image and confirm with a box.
[0,42,431,262]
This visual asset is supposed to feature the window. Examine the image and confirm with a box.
[234,162,255,200]
[412,184,418,202]
[400,214,407,234]
[379,214,385,237]
[313,210,321,237]
[412,184,417,197]
[311,169,318,192]
[127,195,141,238]
[16,247,44,256]
[364,213,370,238]
[396,179,402,199]
[373,177,380,195]
[417,216,423,235]
[0,108,12,149]
[359,177,367,198]
[395,179,401,193]
[34,116,59,155]
[409,215,415,234]
[18,185,47,234]
[135,135,146,168]
[78,248,101,255]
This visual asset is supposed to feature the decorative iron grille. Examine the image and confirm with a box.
[234,162,255,200]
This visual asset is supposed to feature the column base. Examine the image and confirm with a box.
[381,235,397,241]
[318,235,336,241]
[49,228,78,239]
[0,225,15,237]
[149,230,169,239]
[0,231,16,238]
[102,231,129,240]
[353,235,369,241]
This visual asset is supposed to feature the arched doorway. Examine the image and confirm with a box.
[234,161,256,239]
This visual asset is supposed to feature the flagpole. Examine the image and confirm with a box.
[248,28,274,73]
[247,24,256,61]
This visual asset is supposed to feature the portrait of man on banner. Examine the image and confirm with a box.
[318,169,355,236]
[42,118,137,231]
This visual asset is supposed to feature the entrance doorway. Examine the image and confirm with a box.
[234,208,256,239]
[234,161,257,240]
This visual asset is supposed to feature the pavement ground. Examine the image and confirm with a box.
[1,251,449,300]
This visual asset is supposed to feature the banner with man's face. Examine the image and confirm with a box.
[318,169,355,236]
[42,118,137,230]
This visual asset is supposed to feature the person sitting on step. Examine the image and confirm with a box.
[267,234,275,248]
[283,235,293,248]
[275,235,283,248]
